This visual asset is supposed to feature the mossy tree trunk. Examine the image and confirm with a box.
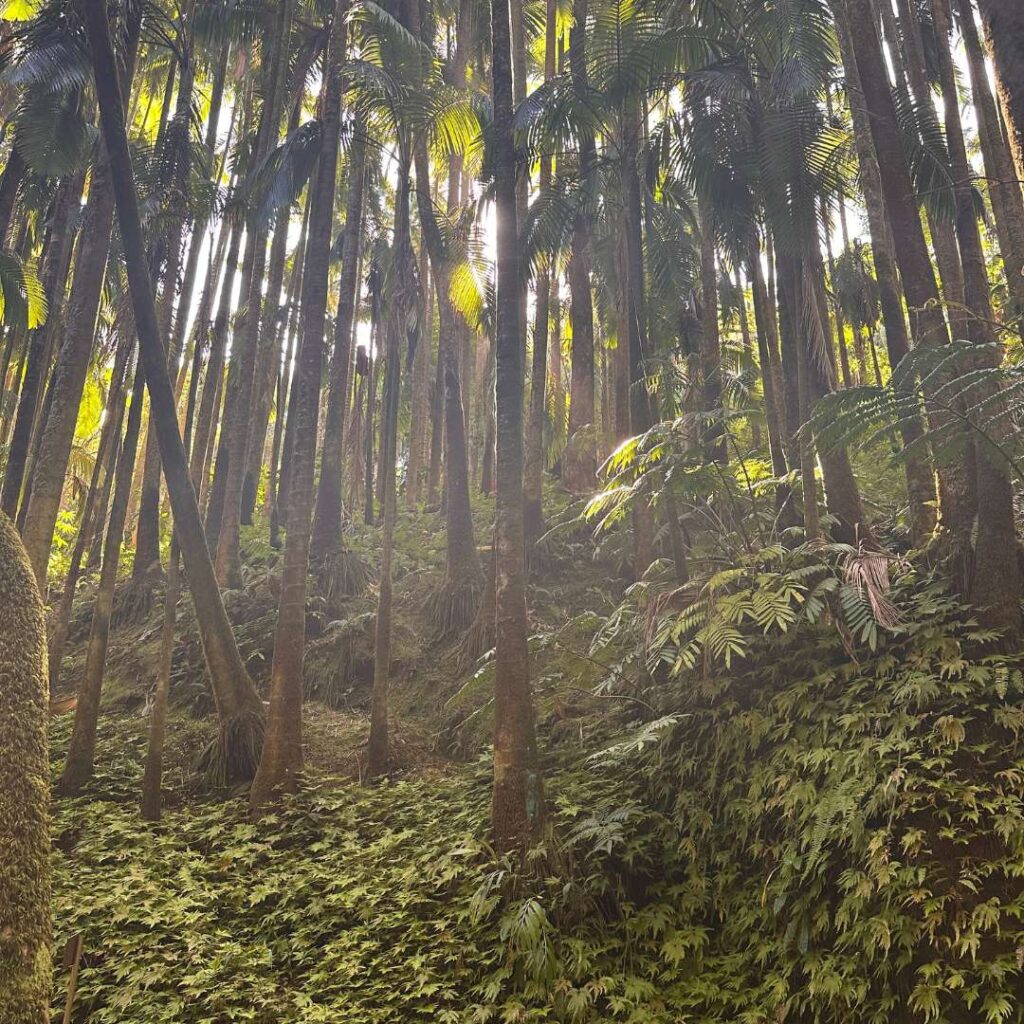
[0,512,50,1024]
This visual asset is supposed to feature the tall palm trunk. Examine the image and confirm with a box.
[251,0,347,812]
[407,236,432,506]
[310,123,367,561]
[242,97,305,527]
[888,0,970,347]
[746,235,789,480]
[268,210,308,547]
[84,0,265,784]
[523,0,558,538]
[0,148,26,245]
[490,0,543,853]
[367,153,413,779]
[562,0,598,493]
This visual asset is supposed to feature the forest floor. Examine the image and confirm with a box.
[49,483,1024,1022]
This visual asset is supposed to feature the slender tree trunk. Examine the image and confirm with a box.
[310,124,367,560]
[407,239,432,506]
[697,198,726,462]
[412,139,482,633]
[267,211,308,546]
[58,363,146,795]
[0,148,26,246]
[747,237,789,479]
[251,0,347,812]
[562,0,598,493]
[214,0,292,588]
[490,0,543,853]
[367,153,412,780]
[20,163,116,588]
[887,0,970,346]
[48,333,132,692]
[85,0,265,783]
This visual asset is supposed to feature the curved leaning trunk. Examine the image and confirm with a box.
[84,0,265,784]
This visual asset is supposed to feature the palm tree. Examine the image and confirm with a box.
[490,0,543,852]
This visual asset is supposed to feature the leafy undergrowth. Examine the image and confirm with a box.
[50,551,1024,1022]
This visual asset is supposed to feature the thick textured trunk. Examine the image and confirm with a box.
[85,0,265,782]
[251,0,347,811]
[976,0,1024,182]
[0,511,50,1024]
[490,0,543,853]
[310,126,366,560]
